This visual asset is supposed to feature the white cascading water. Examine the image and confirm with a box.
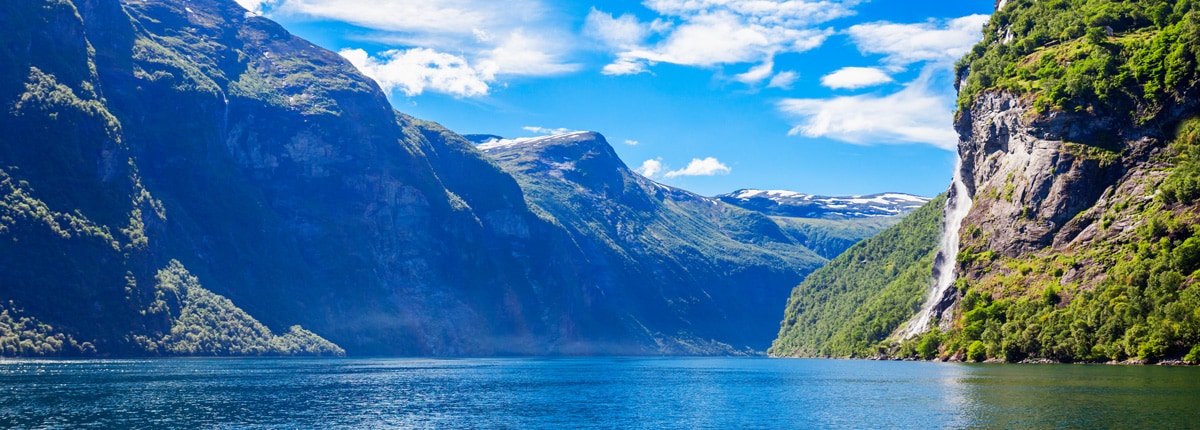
[902,156,973,339]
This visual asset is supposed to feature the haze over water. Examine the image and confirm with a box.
[2,358,1199,428]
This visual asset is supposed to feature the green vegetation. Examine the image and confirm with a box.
[777,0,1200,364]
[1162,117,1200,203]
[0,167,117,247]
[134,260,345,357]
[0,303,95,356]
[772,216,902,260]
[956,0,1200,118]
[769,196,945,358]
[933,118,1200,363]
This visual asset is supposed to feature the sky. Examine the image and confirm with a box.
[239,0,994,197]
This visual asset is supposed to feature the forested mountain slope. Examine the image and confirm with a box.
[770,196,945,358]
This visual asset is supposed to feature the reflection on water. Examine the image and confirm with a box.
[958,364,1200,428]
[0,357,1197,429]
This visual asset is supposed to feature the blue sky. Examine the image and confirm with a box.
[240,0,994,197]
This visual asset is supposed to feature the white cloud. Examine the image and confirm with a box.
[734,61,775,85]
[523,126,575,135]
[665,157,732,178]
[339,48,493,97]
[585,8,649,49]
[235,0,276,14]
[773,14,987,150]
[274,0,543,36]
[479,29,581,77]
[602,56,652,75]
[847,14,990,67]
[768,71,799,89]
[593,1,849,78]
[624,140,640,146]
[616,12,831,69]
[643,0,861,27]
[637,158,665,178]
[820,67,893,89]
[779,67,957,150]
[273,0,578,87]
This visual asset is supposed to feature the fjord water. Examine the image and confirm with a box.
[2,358,1199,429]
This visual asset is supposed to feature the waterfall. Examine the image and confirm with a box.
[902,156,973,339]
[221,96,230,140]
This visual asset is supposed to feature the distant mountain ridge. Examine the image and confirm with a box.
[478,131,827,353]
[717,189,930,219]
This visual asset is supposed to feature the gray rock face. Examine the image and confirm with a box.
[955,92,1128,258]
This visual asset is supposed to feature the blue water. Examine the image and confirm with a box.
[2,357,1199,429]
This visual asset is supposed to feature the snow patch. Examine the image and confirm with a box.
[477,131,593,152]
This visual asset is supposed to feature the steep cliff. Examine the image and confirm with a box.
[0,0,341,356]
[929,0,1200,363]
[773,0,1200,363]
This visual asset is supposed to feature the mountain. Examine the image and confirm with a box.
[771,196,945,358]
[773,0,1200,364]
[0,0,833,356]
[717,189,929,260]
[479,132,827,353]
[717,190,929,219]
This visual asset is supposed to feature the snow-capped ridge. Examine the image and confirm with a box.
[718,189,931,219]
[477,131,598,152]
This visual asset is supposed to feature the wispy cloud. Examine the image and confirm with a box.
[779,68,958,150]
[340,48,492,97]
[734,61,776,85]
[820,67,893,90]
[847,14,990,67]
[584,8,651,49]
[779,14,986,151]
[589,0,857,84]
[624,140,640,146]
[768,71,799,89]
[272,0,543,37]
[268,0,578,97]
[523,126,576,135]
[665,157,732,178]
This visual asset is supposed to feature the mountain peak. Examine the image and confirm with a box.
[476,131,628,193]
[476,131,604,152]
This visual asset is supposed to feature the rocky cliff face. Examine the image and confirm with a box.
[954,92,1146,260]
[917,0,1200,362]
[774,0,1200,363]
